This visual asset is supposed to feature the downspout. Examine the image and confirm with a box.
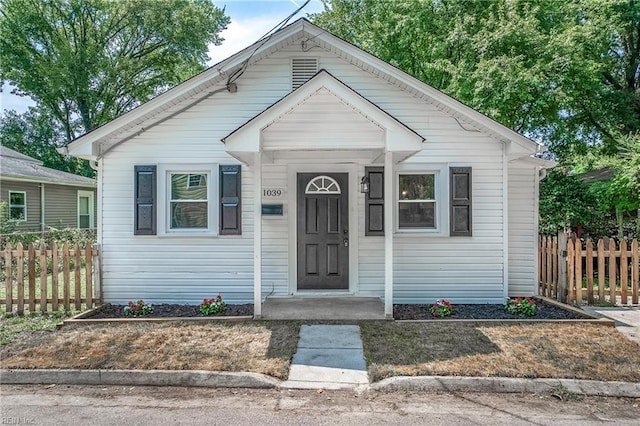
[503,144,509,300]
[40,183,45,233]
[91,145,103,303]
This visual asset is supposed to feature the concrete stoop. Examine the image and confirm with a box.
[280,324,369,390]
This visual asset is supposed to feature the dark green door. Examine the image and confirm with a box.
[297,173,349,290]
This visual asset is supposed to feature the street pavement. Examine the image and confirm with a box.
[2,384,640,425]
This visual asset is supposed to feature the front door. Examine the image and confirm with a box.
[297,173,349,290]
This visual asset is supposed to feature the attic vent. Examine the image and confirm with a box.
[292,58,318,89]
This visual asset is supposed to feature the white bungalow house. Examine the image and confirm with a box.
[66,18,552,318]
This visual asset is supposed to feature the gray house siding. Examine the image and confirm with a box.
[1,180,96,231]
[44,185,95,228]
[1,181,41,231]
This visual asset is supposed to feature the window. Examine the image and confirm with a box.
[187,174,206,189]
[77,191,95,229]
[398,174,436,228]
[305,175,341,194]
[157,165,218,235]
[8,191,26,221]
[395,164,449,234]
[170,173,208,229]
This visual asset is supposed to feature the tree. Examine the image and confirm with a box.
[0,107,93,176]
[0,0,229,141]
[312,0,640,160]
[538,169,598,235]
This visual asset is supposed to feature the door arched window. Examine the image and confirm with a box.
[305,175,341,194]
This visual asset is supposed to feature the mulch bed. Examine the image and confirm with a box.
[393,300,591,320]
[87,303,254,319]
[84,300,591,320]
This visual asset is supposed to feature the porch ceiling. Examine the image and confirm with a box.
[222,70,424,165]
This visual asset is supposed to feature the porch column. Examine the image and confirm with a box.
[384,151,394,318]
[253,152,262,319]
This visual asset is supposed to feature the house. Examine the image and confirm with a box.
[0,146,96,233]
[65,18,553,318]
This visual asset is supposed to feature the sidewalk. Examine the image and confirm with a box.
[281,325,369,389]
[581,305,640,345]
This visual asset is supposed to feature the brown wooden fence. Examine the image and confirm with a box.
[539,234,639,305]
[0,242,100,314]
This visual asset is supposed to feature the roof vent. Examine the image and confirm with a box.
[292,58,318,90]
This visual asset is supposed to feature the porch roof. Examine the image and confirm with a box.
[222,70,425,164]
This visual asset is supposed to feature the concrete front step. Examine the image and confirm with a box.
[261,297,385,320]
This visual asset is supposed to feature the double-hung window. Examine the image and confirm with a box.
[77,190,95,229]
[398,174,436,229]
[396,164,449,234]
[158,165,218,235]
[8,191,26,221]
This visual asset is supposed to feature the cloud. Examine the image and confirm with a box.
[207,15,280,65]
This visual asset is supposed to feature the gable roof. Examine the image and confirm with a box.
[0,146,95,187]
[66,18,542,161]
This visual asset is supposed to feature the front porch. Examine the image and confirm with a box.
[260,297,386,320]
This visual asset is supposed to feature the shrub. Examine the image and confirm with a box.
[199,295,226,316]
[505,297,537,317]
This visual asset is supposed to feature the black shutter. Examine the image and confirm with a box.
[134,165,156,235]
[450,167,472,236]
[220,165,241,235]
[365,166,384,236]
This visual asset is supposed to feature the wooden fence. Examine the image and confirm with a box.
[539,235,639,305]
[0,242,100,314]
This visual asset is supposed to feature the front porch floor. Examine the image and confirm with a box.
[260,297,386,320]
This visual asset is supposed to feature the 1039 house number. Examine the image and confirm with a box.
[263,188,284,198]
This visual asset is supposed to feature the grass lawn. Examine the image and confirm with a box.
[360,322,640,382]
[2,319,639,383]
[0,321,300,379]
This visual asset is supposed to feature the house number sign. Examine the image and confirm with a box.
[262,188,285,199]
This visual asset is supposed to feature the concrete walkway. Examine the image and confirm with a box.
[280,325,369,390]
[581,305,640,345]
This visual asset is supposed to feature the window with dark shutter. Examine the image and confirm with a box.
[450,167,472,236]
[365,166,384,236]
[219,165,241,235]
[134,165,157,235]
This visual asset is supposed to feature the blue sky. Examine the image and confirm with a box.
[0,0,325,114]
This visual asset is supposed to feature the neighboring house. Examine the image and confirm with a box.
[0,146,96,232]
[66,19,553,317]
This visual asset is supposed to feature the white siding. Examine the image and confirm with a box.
[99,36,523,305]
[262,88,384,150]
[508,161,538,296]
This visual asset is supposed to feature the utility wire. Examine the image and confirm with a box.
[226,0,312,86]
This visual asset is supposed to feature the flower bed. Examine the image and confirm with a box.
[393,299,592,320]
[84,303,254,319]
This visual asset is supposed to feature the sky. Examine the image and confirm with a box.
[0,0,325,114]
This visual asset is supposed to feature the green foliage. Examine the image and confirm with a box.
[0,201,18,235]
[429,299,453,318]
[0,107,93,177]
[313,0,640,160]
[0,0,229,139]
[538,169,597,234]
[1,226,96,248]
[0,311,73,345]
[199,295,227,316]
[123,300,154,317]
[505,297,537,317]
